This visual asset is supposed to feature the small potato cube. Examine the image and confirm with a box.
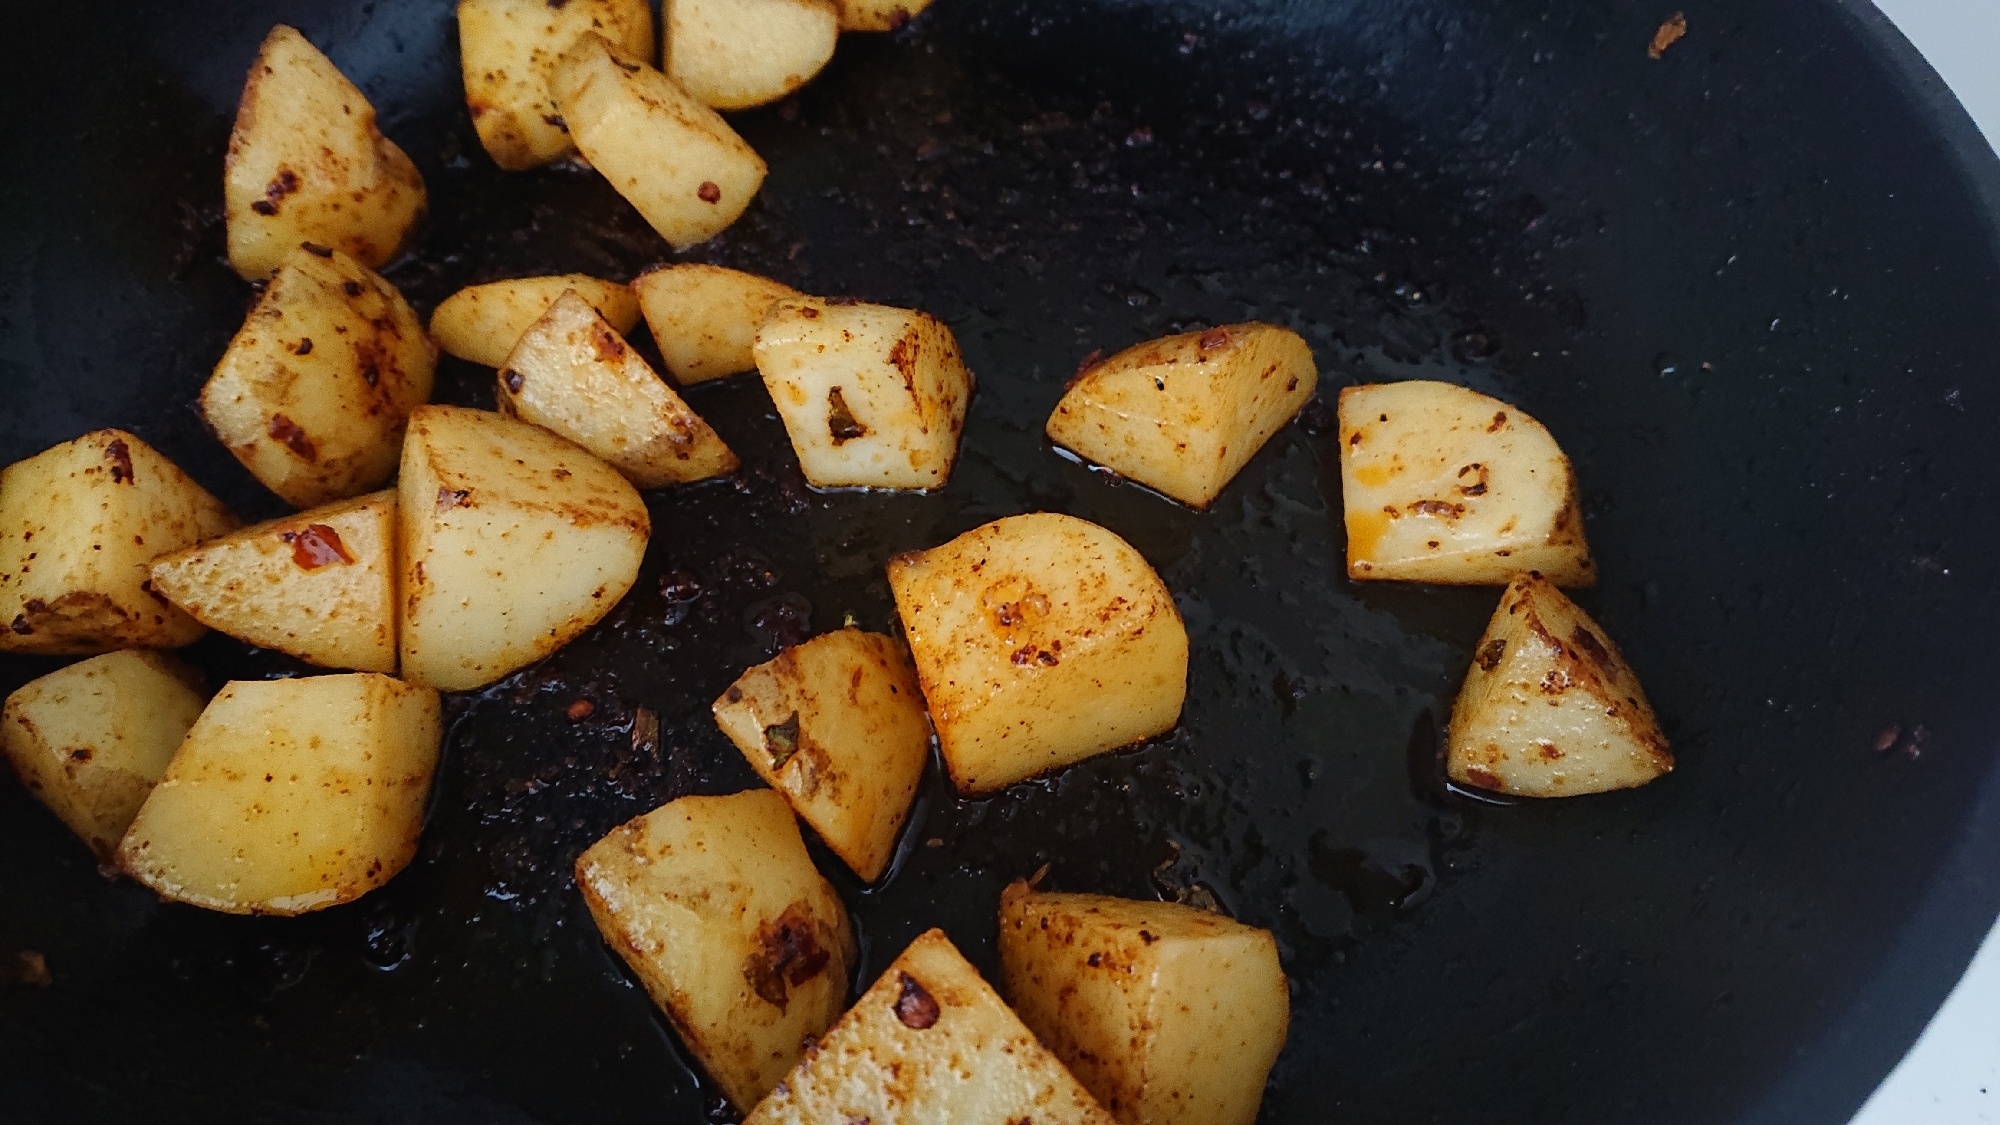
[0,430,238,654]
[398,405,649,690]
[1047,323,1317,509]
[430,274,642,368]
[498,291,738,488]
[458,0,655,170]
[998,890,1290,1125]
[203,244,436,508]
[117,674,441,915]
[754,298,974,490]
[632,264,799,385]
[745,928,1116,1125]
[1447,572,1672,797]
[148,491,397,673]
[2,652,206,861]
[577,790,856,1112]
[225,25,426,280]
[1339,381,1594,586]
[664,0,838,111]
[835,0,932,32]
[712,628,931,882]
[886,513,1187,794]
[550,33,766,250]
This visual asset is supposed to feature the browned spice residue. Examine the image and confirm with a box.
[744,904,831,1012]
[826,387,867,444]
[1649,11,1687,59]
[104,439,134,484]
[281,524,354,570]
[437,487,471,513]
[1475,638,1507,672]
[893,971,940,1029]
[267,414,317,461]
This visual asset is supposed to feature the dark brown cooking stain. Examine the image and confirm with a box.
[743,903,833,1012]
[266,414,317,461]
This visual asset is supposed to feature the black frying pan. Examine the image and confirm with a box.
[3,1,1999,1122]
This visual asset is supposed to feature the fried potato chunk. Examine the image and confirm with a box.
[430,274,641,367]
[458,0,655,170]
[632,264,799,385]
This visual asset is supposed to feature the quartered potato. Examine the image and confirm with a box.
[550,33,766,250]
[148,490,397,674]
[1339,381,1594,586]
[835,0,933,32]
[577,790,856,1112]
[2,651,206,862]
[664,0,839,111]
[430,274,642,368]
[497,291,737,488]
[225,25,426,279]
[0,430,238,655]
[1047,323,1317,509]
[1447,572,1672,797]
[886,513,1187,794]
[712,628,931,882]
[117,674,441,915]
[632,264,799,385]
[203,244,436,508]
[398,405,649,690]
[458,0,655,170]
[999,889,1290,1125]
[744,928,1117,1125]
[754,298,974,490]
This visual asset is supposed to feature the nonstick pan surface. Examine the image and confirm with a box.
[3,1,1999,1123]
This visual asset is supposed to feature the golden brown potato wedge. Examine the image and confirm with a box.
[632,264,799,385]
[664,0,839,111]
[458,0,655,170]
[430,274,642,368]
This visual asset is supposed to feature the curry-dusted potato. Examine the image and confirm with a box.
[0,430,238,655]
[886,513,1187,794]
[498,291,738,488]
[430,274,642,368]
[148,491,397,673]
[632,264,800,385]
[745,928,1117,1125]
[754,298,974,490]
[117,674,441,915]
[550,33,766,249]
[664,0,839,111]
[1047,323,1317,509]
[1339,381,1594,587]
[1446,572,1671,797]
[458,0,655,170]
[999,889,1290,1125]
[834,0,933,32]
[225,25,426,279]
[2,651,207,862]
[712,628,930,882]
[398,405,649,690]
[203,245,436,508]
[578,790,856,1112]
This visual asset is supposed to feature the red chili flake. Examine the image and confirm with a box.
[264,169,300,212]
[799,307,819,319]
[266,414,317,461]
[280,524,354,570]
[893,972,940,1029]
[104,439,134,483]
[1198,327,1231,352]
[697,181,722,203]
[566,699,595,721]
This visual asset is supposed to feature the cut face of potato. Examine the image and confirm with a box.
[430,274,642,368]
[0,430,238,655]
[117,674,441,915]
[498,291,738,488]
[835,0,932,32]
[632,264,799,385]
[712,628,931,882]
[2,651,206,862]
[1047,323,1317,509]
[999,890,1290,1125]
[550,33,766,250]
[225,25,426,279]
[886,513,1187,794]
[754,298,974,490]
[577,790,856,1112]
[398,405,649,690]
[1447,572,1671,797]
[458,0,655,170]
[148,491,397,673]
[664,0,839,111]
[203,245,436,508]
[1339,381,1593,586]
[745,928,1117,1125]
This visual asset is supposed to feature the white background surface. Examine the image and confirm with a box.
[1850,4,1998,1122]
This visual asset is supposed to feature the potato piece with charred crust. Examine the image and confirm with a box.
[498,291,737,488]
[834,0,933,32]
[577,790,856,1112]
[149,491,397,673]
[1447,572,1671,797]
[886,513,1187,794]
[225,25,426,279]
[632,264,799,385]
[458,0,655,170]
[430,274,642,368]
[1338,381,1594,586]
[664,0,839,111]
[0,430,238,655]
